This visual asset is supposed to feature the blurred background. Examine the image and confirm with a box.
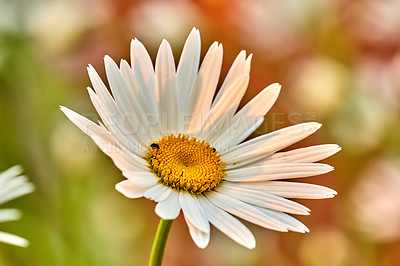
[1,0,400,265]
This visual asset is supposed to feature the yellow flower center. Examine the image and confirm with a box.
[147,134,225,194]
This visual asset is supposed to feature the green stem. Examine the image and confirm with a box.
[148,219,173,266]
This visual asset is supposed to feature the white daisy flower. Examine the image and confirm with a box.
[0,165,34,247]
[61,28,340,249]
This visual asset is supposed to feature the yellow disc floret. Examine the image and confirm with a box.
[148,134,225,194]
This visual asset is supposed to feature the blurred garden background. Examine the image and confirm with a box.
[1,0,400,265]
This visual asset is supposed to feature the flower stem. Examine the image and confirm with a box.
[148,219,173,266]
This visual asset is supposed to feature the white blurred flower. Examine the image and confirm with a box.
[355,56,400,112]
[351,157,400,242]
[26,0,102,55]
[128,0,202,49]
[288,56,349,118]
[0,166,34,247]
[0,0,20,33]
[228,0,334,60]
[347,0,400,47]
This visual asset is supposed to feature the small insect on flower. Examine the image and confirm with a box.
[150,143,160,149]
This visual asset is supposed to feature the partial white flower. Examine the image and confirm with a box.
[0,165,34,247]
[61,28,339,249]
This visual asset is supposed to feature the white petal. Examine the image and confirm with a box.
[176,28,201,117]
[115,180,149,199]
[155,190,181,219]
[211,51,249,109]
[0,209,21,223]
[198,196,256,249]
[185,42,223,135]
[225,144,341,170]
[60,106,111,140]
[0,231,29,247]
[86,88,149,150]
[222,122,322,164]
[202,53,252,139]
[91,135,148,172]
[232,181,337,199]
[86,67,149,147]
[122,172,159,188]
[0,176,34,205]
[104,55,139,115]
[260,144,342,165]
[179,192,209,232]
[130,38,157,113]
[155,40,178,133]
[206,191,288,232]
[224,163,334,182]
[0,166,23,186]
[213,83,281,147]
[120,59,162,139]
[184,215,210,249]
[104,56,152,144]
[255,207,309,233]
[219,117,264,150]
[200,74,249,140]
[144,184,172,202]
[87,64,116,109]
[218,183,310,215]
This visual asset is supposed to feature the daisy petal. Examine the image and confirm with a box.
[105,57,153,143]
[214,83,281,148]
[176,28,201,116]
[115,180,149,199]
[185,42,223,135]
[225,144,341,170]
[260,144,342,165]
[222,117,265,151]
[87,67,148,147]
[256,207,309,233]
[200,75,250,140]
[0,166,23,186]
[206,191,288,232]
[0,231,29,247]
[144,184,172,202]
[155,40,178,133]
[86,88,149,149]
[120,59,161,140]
[232,181,337,199]
[155,190,181,219]
[0,209,21,223]
[104,56,141,116]
[87,64,116,109]
[198,196,256,249]
[60,106,110,140]
[222,122,322,165]
[211,51,249,109]
[91,135,148,172]
[0,176,35,205]
[184,215,210,249]
[218,183,310,215]
[130,38,157,113]
[179,192,209,232]
[122,172,159,188]
[203,53,252,138]
[224,163,334,182]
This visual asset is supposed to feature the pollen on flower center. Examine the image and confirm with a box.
[147,134,225,194]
